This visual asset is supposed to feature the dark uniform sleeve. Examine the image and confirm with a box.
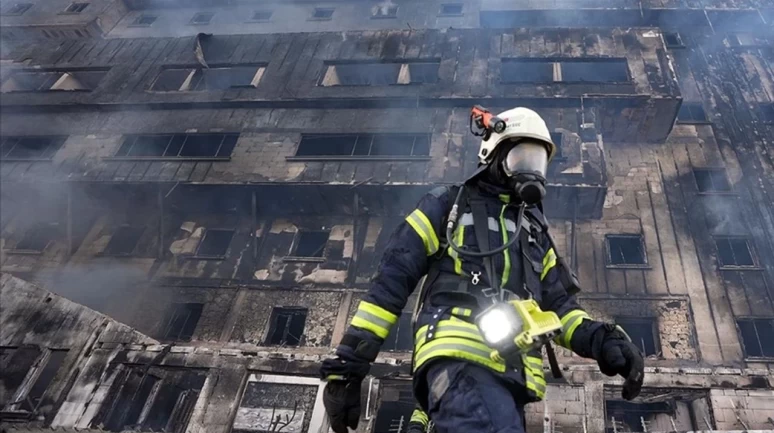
[335,187,451,363]
[537,233,604,359]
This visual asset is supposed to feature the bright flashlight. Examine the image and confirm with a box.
[476,303,523,347]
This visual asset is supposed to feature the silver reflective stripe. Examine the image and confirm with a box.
[416,342,494,361]
[525,373,546,393]
[407,211,439,254]
[354,310,392,331]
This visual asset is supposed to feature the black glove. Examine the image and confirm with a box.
[407,421,427,433]
[323,379,363,433]
[320,356,370,433]
[593,324,645,400]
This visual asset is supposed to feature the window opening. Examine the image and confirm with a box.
[760,103,774,122]
[133,15,157,26]
[693,168,731,192]
[737,318,774,358]
[295,134,430,158]
[501,59,554,83]
[161,303,203,342]
[64,2,89,13]
[114,134,238,159]
[250,10,272,21]
[266,307,308,346]
[151,66,264,91]
[615,318,659,357]
[190,12,213,25]
[15,350,69,412]
[196,229,234,257]
[715,237,755,267]
[439,3,463,15]
[15,222,59,252]
[663,32,684,48]
[312,8,334,19]
[5,3,32,15]
[605,399,673,433]
[292,230,329,258]
[0,136,65,160]
[103,226,145,256]
[677,103,707,123]
[561,59,629,83]
[372,4,397,18]
[606,235,646,266]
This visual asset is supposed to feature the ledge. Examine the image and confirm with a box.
[103,156,231,162]
[283,256,325,263]
[286,156,431,162]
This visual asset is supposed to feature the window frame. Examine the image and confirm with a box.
[193,228,235,259]
[248,9,273,22]
[161,303,204,342]
[310,7,334,21]
[663,32,685,49]
[758,102,774,123]
[692,167,734,194]
[438,3,463,16]
[148,64,266,92]
[371,4,398,19]
[101,225,146,257]
[189,11,214,25]
[1,68,109,93]
[107,133,239,162]
[605,234,649,269]
[5,348,69,413]
[4,3,32,15]
[289,133,432,162]
[713,236,759,270]
[0,136,66,162]
[319,60,441,87]
[235,374,327,433]
[8,222,60,255]
[614,317,661,358]
[61,2,89,14]
[265,307,309,347]
[500,58,631,84]
[285,230,330,262]
[736,317,774,359]
[130,14,158,27]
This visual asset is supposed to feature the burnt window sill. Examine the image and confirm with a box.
[697,191,737,196]
[97,252,138,258]
[284,256,325,263]
[4,249,44,255]
[103,156,231,162]
[606,264,651,270]
[287,156,430,162]
[308,17,332,21]
[188,255,227,261]
[371,15,397,20]
[1,89,92,93]
[676,120,712,125]
[145,87,258,93]
[1,158,54,163]
[719,266,763,271]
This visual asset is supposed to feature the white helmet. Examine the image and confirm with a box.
[477,107,557,164]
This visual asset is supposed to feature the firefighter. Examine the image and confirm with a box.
[320,107,645,433]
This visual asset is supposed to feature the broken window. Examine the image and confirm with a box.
[295,134,430,158]
[250,10,272,21]
[501,59,555,83]
[0,346,41,407]
[606,400,675,432]
[4,3,32,15]
[663,32,684,48]
[63,2,89,13]
[266,307,308,346]
[292,230,329,258]
[738,318,774,358]
[677,102,708,123]
[312,7,334,19]
[382,313,414,352]
[759,103,774,122]
[606,235,647,266]
[693,168,732,192]
[233,374,322,433]
[190,12,213,25]
[561,59,629,83]
[439,3,463,15]
[715,237,755,268]
[372,4,398,18]
[103,226,145,256]
[730,33,766,47]
[132,14,157,26]
[604,388,708,432]
[151,66,265,91]
[161,303,203,342]
[10,349,69,412]
[195,229,234,257]
[374,381,415,433]
[322,62,401,86]
[0,136,65,160]
[114,134,238,159]
[399,62,440,84]
[15,222,59,252]
[96,366,206,433]
[615,318,659,357]
[1,70,107,92]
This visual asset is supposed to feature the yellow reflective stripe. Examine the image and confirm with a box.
[415,320,484,347]
[524,356,544,370]
[556,310,591,348]
[541,248,557,281]
[410,409,429,426]
[454,225,464,274]
[499,204,511,287]
[406,209,439,256]
[451,307,472,317]
[326,374,345,381]
[351,301,398,339]
[414,337,506,373]
[525,373,547,399]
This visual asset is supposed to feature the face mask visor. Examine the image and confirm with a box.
[501,140,549,179]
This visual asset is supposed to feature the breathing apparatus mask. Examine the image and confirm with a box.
[494,139,550,205]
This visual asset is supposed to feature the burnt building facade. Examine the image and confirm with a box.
[1,1,773,432]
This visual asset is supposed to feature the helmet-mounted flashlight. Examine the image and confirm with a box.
[470,105,506,140]
[475,300,563,362]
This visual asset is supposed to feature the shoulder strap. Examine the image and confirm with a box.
[467,186,499,292]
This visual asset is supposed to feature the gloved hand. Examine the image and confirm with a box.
[593,324,645,400]
[407,421,427,433]
[320,356,370,433]
[323,378,363,433]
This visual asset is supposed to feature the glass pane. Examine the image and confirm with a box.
[715,238,736,266]
[738,320,762,357]
[180,134,221,157]
[217,134,238,157]
[370,135,413,156]
[730,239,754,266]
[501,60,554,83]
[152,69,191,91]
[757,320,774,357]
[296,135,356,156]
[128,135,171,157]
